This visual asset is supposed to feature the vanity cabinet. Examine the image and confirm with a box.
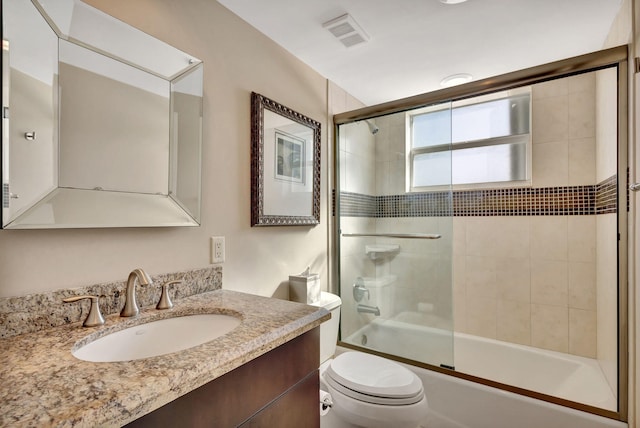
[127,328,320,427]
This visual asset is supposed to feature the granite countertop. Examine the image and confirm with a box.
[0,290,330,427]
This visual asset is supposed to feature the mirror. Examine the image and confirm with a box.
[1,0,203,228]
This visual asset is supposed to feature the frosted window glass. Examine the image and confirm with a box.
[412,109,451,148]
[452,142,527,184]
[409,92,530,189]
[413,151,452,187]
[413,141,526,187]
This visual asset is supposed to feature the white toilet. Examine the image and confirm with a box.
[311,292,429,428]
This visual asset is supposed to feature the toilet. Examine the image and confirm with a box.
[311,292,429,428]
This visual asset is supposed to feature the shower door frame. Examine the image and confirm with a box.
[332,45,629,422]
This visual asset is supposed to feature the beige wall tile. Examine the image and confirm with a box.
[386,156,405,195]
[497,300,531,345]
[466,217,498,257]
[466,296,497,339]
[532,96,568,144]
[568,137,596,185]
[596,213,618,391]
[568,215,596,262]
[375,160,390,195]
[533,78,568,100]
[531,216,568,261]
[344,152,375,194]
[496,257,531,302]
[595,68,618,182]
[569,91,596,140]
[453,275,467,333]
[465,255,497,299]
[531,304,568,353]
[568,72,596,94]
[493,216,530,259]
[339,150,347,190]
[569,308,597,358]
[453,254,466,292]
[532,141,569,187]
[452,218,466,256]
[569,261,597,311]
[531,259,568,306]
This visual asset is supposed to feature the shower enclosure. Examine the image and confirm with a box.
[333,46,628,422]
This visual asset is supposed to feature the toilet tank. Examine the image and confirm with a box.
[310,292,341,364]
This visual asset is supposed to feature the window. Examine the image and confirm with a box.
[408,89,531,190]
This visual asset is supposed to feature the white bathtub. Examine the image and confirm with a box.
[342,317,625,428]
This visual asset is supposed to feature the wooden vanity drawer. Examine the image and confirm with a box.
[127,327,319,427]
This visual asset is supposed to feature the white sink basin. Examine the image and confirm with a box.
[73,314,241,362]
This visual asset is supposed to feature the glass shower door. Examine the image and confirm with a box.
[336,105,454,370]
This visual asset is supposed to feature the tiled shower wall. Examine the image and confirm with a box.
[338,69,618,363]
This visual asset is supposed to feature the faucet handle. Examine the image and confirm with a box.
[63,295,106,327]
[353,281,370,302]
[157,280,182,310]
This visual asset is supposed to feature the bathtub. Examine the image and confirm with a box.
[342,317,625,428]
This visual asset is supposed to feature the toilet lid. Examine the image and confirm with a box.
[325,352,424,405]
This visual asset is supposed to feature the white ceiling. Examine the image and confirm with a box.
[217,0,624,106]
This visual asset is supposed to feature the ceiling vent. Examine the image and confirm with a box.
[322,14,369,48]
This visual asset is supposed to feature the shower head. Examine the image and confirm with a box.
[365,119,379,135]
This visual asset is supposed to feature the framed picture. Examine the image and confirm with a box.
[251,92,321,226]
[274,131,305,184]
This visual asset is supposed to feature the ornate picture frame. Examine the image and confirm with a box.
[250,92,321,226]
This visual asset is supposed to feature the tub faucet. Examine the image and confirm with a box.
[357,304,380,316]
[120,268,153,317]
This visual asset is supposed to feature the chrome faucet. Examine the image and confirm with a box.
[357,304,380,316]
[120,268,153,317]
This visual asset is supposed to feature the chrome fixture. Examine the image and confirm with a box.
[629,183,640,192]
[342,232,441,239]
[62,295,105,327]
[157,280,182,310]
[365,120,379,135]
[353,279,370,302]
[24,131,35,141]
[357,304,380,316]
[121,268,153,317]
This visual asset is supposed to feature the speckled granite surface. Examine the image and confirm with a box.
[0,267,222,338]
[0,289,329,427]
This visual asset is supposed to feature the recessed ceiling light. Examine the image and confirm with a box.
[439,0,468,4]
[440,73,473,87]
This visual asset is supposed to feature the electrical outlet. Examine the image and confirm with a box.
[211,236,225,264]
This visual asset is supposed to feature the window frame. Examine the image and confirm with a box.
[406,88,532,192]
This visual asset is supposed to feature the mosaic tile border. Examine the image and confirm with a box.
[339,175,619,218]
[0,266,222,338]
[596,174,618,214]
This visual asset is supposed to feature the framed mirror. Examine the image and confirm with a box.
[1,0,203,228]
[250,92,321,226]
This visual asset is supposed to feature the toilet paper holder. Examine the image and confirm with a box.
[320,389,333,412]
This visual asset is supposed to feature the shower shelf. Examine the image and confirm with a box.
[341,233,441,239]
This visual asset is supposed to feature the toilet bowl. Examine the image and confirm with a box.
[311,292,429,428]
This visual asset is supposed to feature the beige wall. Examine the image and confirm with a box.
[7,69,57,221]
[58,62,170,194]
[0,0,332,299]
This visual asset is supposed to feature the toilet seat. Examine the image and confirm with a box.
[324,351,424,405]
